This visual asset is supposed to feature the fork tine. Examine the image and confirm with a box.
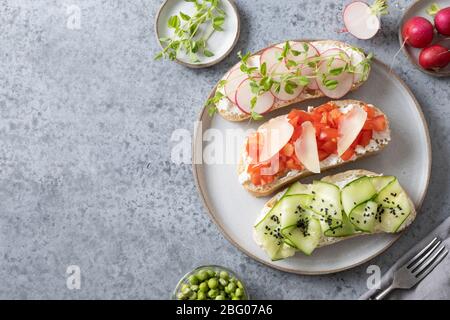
[415,248,448,281]
[407,237,439,269]
[406,237,438,269]
[413,245,446,275]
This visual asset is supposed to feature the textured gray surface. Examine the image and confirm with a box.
[0,0,448,299]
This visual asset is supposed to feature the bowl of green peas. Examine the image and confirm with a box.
[173,265,249,300]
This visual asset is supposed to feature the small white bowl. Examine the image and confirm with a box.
[155,0,240,68]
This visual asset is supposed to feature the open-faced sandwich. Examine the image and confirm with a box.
[207,40,372,121]
[254,170,415,261]
[239,100,390,196]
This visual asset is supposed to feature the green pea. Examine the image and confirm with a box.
[182,287,191,296]
[197,270,208,281]
[181,283,189,291]
[227,282,236,293]
[189,275,199,285]
[199,282,208,292]
[208,289,218,299]
[219,278,228,287]
[219,271,229,280]
[208,278,218,289]
[197,291,206,300]
[237,281,244,289]
[189,292,197,300]
[191,285,199,292]
[224,286,230,294]
[215,295,225,300]
[207,269,215,278]
[232,296,240,300]
[177,292,187,300]
[235,288,243,297]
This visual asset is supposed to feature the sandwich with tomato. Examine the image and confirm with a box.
[238,100,390,197]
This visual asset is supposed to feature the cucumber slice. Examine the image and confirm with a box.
[285,181,311,196]
[254,213,295,260]
[341,176,377,215]
[279,194,313,229]
[324,212,356,237]
[375,178,407,209]
[254,195,295,260]
[349,200,378,232]
[316,214,342,233]
[271,243,296,261]
[281,216,321,255]
[308,181,343,222]
[370,176,395,193]
[375,178,412,232]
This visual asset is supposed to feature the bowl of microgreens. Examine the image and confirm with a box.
[155,0,240,68]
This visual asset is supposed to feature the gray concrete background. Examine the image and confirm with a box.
[0,0,448,299]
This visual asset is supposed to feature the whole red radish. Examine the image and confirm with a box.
[419,44,450,69]
[435,7,450,36]
[402,16,434,48]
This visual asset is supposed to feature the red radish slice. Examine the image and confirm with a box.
[258,117,294,163]
[320,48,350,62]
[269,64,304,101]
[337,105,367,156]
[224,69,248,104]
[317,58,354,99]
[294,121,320,173]
[224,56,260,104]
[286,42,320,90]
[260,47,283,71]
[301,65,319,90]
[235,78,275,114]
[349,49,365,83]
[343,1,381,40]
[286,41,319,64]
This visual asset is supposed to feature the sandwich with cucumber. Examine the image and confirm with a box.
[254,170,415,261]
[208,40,372,122]
[239,100,390,197]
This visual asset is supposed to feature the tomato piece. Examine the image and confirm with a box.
[250,172,261,185]
[318,150,330,161]
[280,142,294,157]
[340,147,355,161]
[320,140,337,154]
[320,112,328,124]
[372,115,386,131]
[291,126,303,142]
[362,121,373,130]
[260,175,275,186]
[288,109,312,124]
[363,105,376,119]
[286,158,302,170]
[313,122,326,138]
[315,102,337,113]
[328,109,342,127]
[358,130,372,147]
[319,127,339,140]
[311,111,322,123]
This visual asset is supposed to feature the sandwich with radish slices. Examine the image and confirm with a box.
[238,100,390,197]
[207,40,372,122]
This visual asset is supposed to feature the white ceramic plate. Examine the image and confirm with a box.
[155,0,240,68]
[399,0,450,77]
[193,57,431,274]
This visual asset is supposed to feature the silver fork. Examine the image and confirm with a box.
[374,237,449,300]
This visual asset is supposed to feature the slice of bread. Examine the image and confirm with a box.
[238,99,391,197]
[215,40,370,122]
[255,170,416,249]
